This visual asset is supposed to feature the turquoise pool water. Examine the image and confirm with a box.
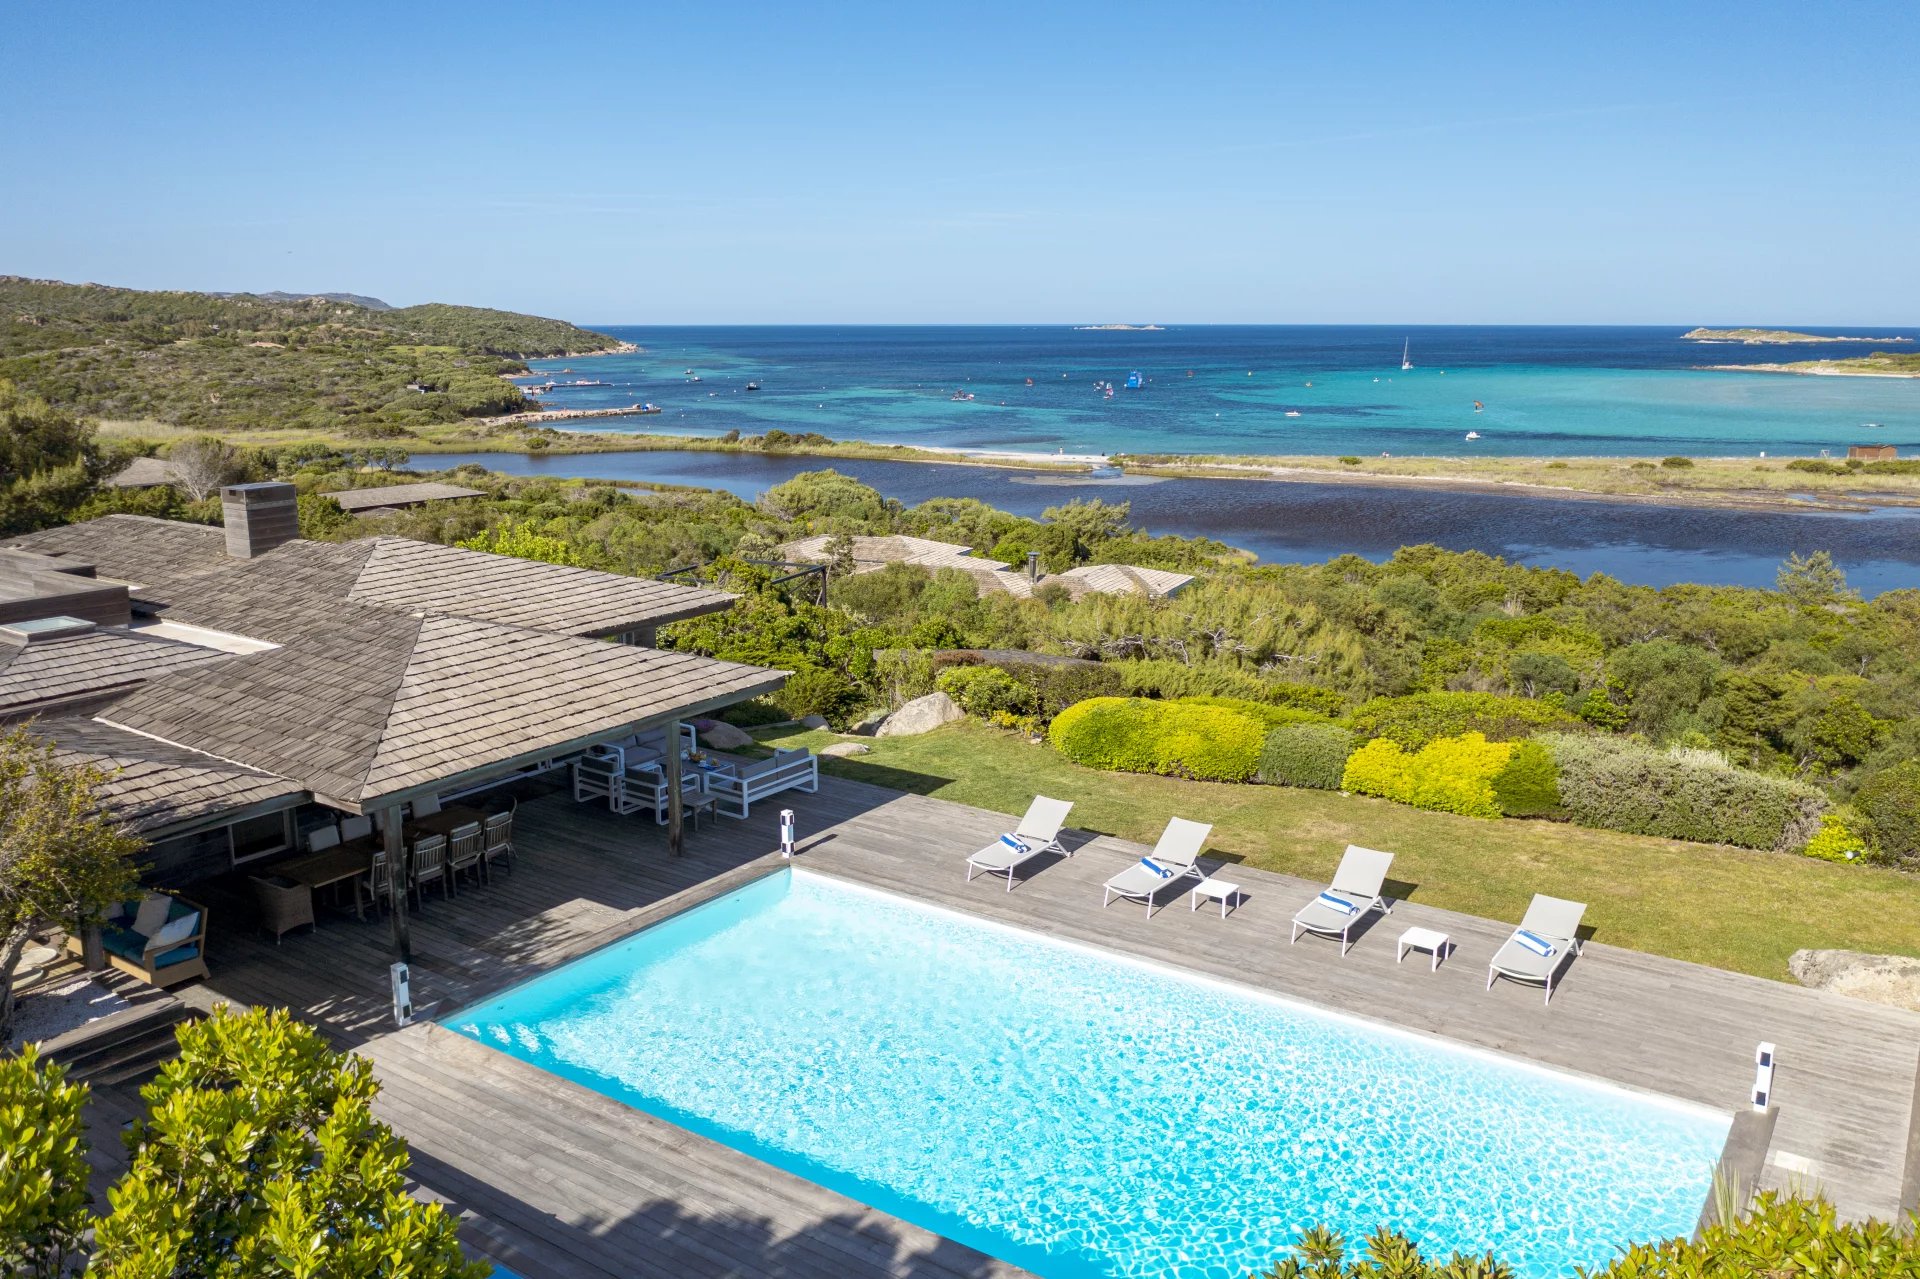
[449,871,1728,1279]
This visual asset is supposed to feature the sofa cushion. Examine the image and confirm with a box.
[150,911,200,950]
[102,924,147,961]
[131,893,172,938]
[149,943,201,969]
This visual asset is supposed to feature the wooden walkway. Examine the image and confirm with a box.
[120,775,1918,1277]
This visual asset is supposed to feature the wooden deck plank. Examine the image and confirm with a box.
[152,774,1920,1277]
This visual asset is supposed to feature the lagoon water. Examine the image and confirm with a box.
[421,449,1920,595]
[528,325,1920,459]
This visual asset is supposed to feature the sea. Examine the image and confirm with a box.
[438,326,1920,594]
[524,325,1919,459]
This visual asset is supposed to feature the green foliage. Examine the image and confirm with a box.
[0,379,117,536]
[295,492,353,539]
[1606,639,1724,741]
[1490,740,1561,818]
[1048,697,1267,782]
[1853,759,1920,866]
[1776,549,1860,607]
[1337,456,1362,466]
[90,1006,486,1279]
[1340,733,1515,818]
[1800,810,1871,864]
[936,665,1039,719]
[1115,660,1348,715]
[1660,455,1695,468]
[1544,733,1827,851]
[1176,695,1329,729]
[0,726,144,1039]
[455,520,586,567]
[0,1048,91,1278]
[759,469,900,526]
[1250,1222,1511,1279]
[1257,724,1357,790]
[1347,692,1579,749]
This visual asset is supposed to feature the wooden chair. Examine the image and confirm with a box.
[356,848,395,919]
[482,808,515,879]
[410,834,449,905]
[447,821,485,890]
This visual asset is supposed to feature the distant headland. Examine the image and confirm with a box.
[1683,327,1912,344]
[1073,323,1164,331]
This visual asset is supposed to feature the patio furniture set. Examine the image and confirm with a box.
[969,797,1591,1006]
[572,727,818,825]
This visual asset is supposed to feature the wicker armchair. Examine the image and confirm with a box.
[250,874,315,944]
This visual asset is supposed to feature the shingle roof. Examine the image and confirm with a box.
[326,482,483,512]
[7,515,735,641]
[101,614,786,810]
[1051,564,1194,599]
[778,534,1193,600]
[39,718,304,835]
[0,626,230,719]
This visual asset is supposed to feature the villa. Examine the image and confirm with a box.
[779,533,1195,600]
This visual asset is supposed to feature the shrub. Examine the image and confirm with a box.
[996,659,1123,719]
[1800,810,1871,864]
[1258,724,1357,790]
[1491,740,1561,817]
[1853,759,1920,866]
[773,666,861,726]
[1115,660,1348,716]
[1048,697,1266,782]
[936,665,1037,719]
[1175,695,1330,730]
[1340,733,1514,819]
[1660,455,1695,468]
[1543,733,1826,851]
[1337,455,1361,466]
[1347,692,1579,750]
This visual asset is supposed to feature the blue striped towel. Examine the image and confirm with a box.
[1316,892,1359,916]
[1140,857,1175,879]
[998,834,1030,855]
[1514,930,1556,958]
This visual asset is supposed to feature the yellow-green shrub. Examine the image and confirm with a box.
[1800,810,1871,864]
[1048,696,1267,782]
[1340,732,1515,819]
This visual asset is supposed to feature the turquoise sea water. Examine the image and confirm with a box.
[526,325,1919,457]
[450,870,1728,1279]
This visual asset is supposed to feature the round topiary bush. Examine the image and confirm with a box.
[1048,697,1266,782]
[1491,739,1561,818]
[1257,724,1356,790]
[1340,732,1515,819]
[1854,760,1920,866]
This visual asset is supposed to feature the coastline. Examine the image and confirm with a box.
[1702,362,1920,379]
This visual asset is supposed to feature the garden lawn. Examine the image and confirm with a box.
[756,720,1920,981]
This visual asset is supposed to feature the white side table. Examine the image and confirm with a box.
[1189,877,1242,919]
[1396,925,1451,971]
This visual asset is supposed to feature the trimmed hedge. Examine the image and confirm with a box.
[1542,733,1826,851]
[1347,691,1580,749]
[1258,724,1357,790]
[1490,740,1561,818]
[1048,697,1267,782]
[1341,733,1515,819]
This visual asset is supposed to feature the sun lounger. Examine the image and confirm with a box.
[1290,844,1396,955]
[1101,817,1212,917]
[966,797,1074,890]
[1487,894,1587,1005]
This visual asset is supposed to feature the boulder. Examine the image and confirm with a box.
[799,714,829,729]
[697,720,755,750]
[1788,949,1920,1013]
[847,709,890,736]
[875,691,965,738]
[821,742,871,758]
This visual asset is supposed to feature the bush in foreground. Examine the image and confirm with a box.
[1258,723,1357,790]
[1248,1194,1919,1279]
[1049,696,1267,782]
[1341,733,1515,819]
[1799,810,1871,864]
[1853,758,1920,866]
[1543,733,1826,852]
[1347,691,1579,750]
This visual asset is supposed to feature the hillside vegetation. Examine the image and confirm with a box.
[0,276,622,437]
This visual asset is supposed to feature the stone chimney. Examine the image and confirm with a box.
[221,482,300,558]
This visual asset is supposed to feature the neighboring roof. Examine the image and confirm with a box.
[326,482,483,512]
[101,613,787,811]
[778,534,1194,601]
[40,718,304,836]
[0,623,230,719]
[8,515,736,641]
[106,456,181,488]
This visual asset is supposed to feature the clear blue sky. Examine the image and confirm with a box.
[7,1,1916,325]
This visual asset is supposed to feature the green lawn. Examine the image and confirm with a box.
[757,721,1920,980]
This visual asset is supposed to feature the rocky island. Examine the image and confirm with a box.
[1684,327,1911,344]
[1073,323,1165,331]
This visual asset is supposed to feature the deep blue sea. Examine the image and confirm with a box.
[524,325,1920,458]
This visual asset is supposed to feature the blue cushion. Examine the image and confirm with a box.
[149,943,201,968]
[102,925,146,960]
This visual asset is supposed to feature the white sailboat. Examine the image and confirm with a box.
[1400,339,1413,371]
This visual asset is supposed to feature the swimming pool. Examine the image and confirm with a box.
[449,870,1728,1279]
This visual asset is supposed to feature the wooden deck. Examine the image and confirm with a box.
[115,774,1918,1277]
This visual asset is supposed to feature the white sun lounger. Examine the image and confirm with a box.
[1487,894,1587,1005]
[1290,845,1396,955]
[965,796,1075,891]
[1101,818,1212,918]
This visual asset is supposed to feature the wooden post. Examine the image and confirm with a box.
[665,730,684,859]
[384,805,411,962]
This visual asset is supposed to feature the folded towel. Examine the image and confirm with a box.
[1316,892,1359,916]
[1141,857,1175,879]
[1513,929,1556,958]
[998,834,1030,855]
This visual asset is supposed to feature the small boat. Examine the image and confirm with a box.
[745,382,761,392]
[1024,377,1034,386]
[1864,422,1885,428]
[950,390,975,402]
[1102,385,1115,400]
[1401,340,1413,371]
[1465,431,1481,441]
[1284,410,1302,418]
[1473,401,1484,412]
[686,375,701,383]
[633,402,663,415]
[684,368,695,375]
[1125,371,1143,389]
